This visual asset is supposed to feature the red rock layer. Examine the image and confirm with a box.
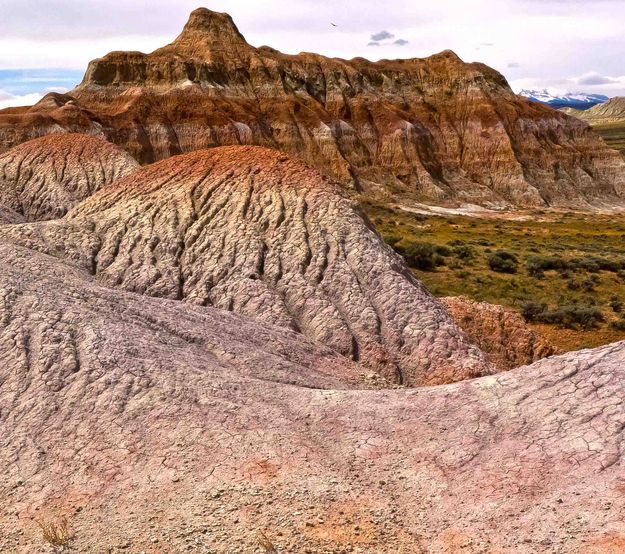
[442,296,560,369]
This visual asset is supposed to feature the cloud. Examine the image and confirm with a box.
[44,86,70,94]
[0,90,42,109]
[576,71,618,85]
[370,30,394,41]
[368,29,408,47]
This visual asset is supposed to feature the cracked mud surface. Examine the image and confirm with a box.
[0,137,624,552]
[1,240,624,552]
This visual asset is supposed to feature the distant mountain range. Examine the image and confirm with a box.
[560,97,625,155]
[518,89,609,110]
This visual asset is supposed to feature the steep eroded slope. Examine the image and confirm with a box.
[1,8,624,209]
[0,133,139,220]
[0,146,491,386]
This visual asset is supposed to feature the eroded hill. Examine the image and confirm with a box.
[0,133,138,220]
[0,143,492,386]
[1,236,625,552]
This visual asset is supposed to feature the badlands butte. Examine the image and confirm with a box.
[2,7,625,209]
[1,7,625,554]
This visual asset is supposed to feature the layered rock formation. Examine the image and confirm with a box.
[0,145,490,386]
[442,296,560,369]
[0,133,138,220]
[2,8,625,209]
[1,235,625,552]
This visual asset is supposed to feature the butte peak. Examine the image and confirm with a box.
[156,7,251,58]
[183,7,243,36]
[5,7,625,209]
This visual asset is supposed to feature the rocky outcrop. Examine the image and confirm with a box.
[0,145,491,386]
[442,296,560,369]
[2,8,625,209]
[0,133,139,220]
[0,92,104,152]
[1,235,625,552]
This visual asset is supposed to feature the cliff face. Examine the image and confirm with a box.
[2,8,625,209]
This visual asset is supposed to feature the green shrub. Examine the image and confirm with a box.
[488,250,518,274]
[526,255,568,277]
[610,296,623,313]
[383,234,402,247]
[566,278,580,291]
[546,306,604,329]
[570,257,625,273]
[451,244,475,260]
[399,242,438,271]
[582,277,597,292]
[610,319,625,331]
[521,302,604,329]
[521,301,547,322]
[434,245,452,257]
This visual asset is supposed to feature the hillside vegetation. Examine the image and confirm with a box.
[363,199,625,351]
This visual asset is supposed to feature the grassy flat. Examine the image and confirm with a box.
[594,122,625,156]
[362,199,625,352]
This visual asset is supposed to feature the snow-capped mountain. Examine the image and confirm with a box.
[518,89,609,110]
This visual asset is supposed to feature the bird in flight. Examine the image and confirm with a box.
[331,22,337,27]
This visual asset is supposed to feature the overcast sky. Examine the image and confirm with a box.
[1,0,624,107]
